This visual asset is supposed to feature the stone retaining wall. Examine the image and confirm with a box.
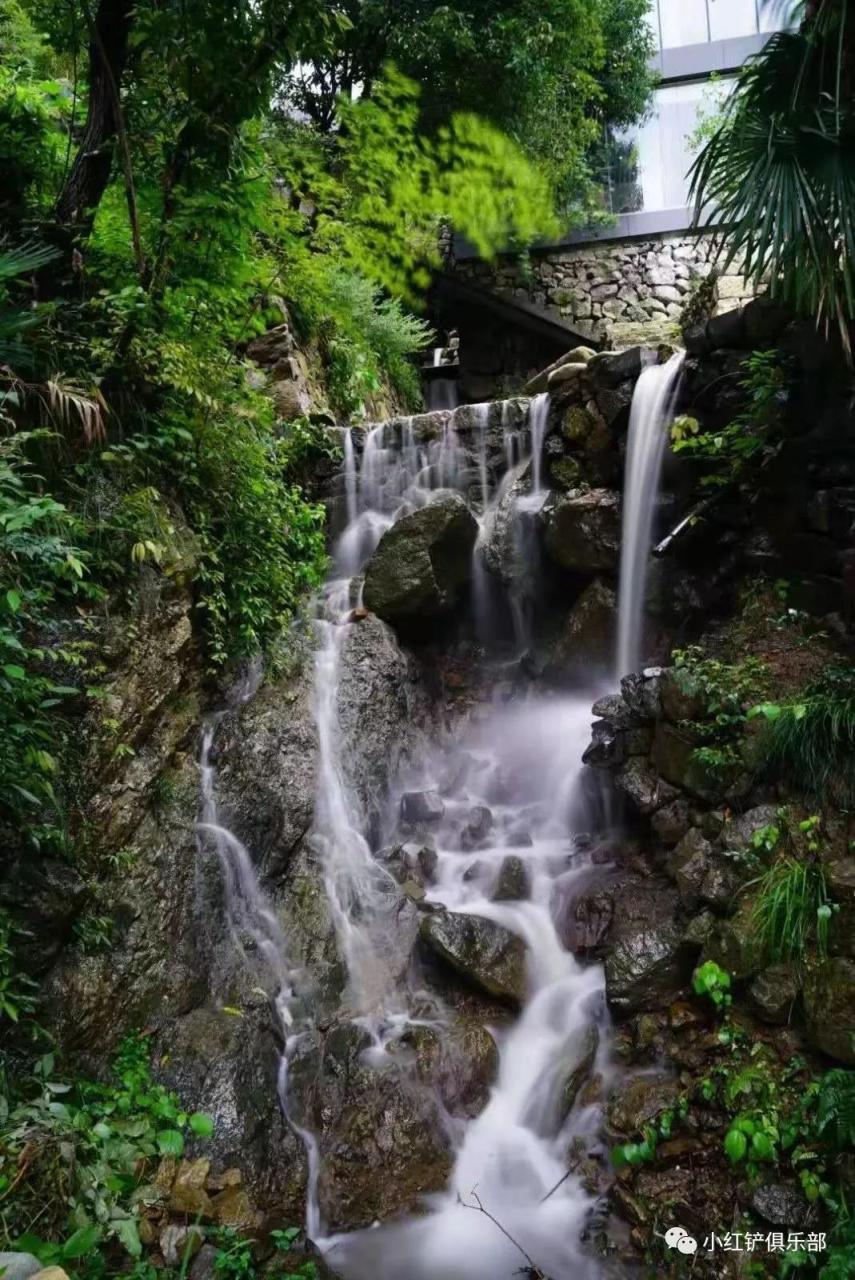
[455,229,754,347]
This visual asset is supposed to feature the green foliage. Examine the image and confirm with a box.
[611,1098,688,1171]
[189,411,328,666]
[748,835,836,965]
[212,1226,318,1280]
[0,907,38,1024]
[671,349,788,487]
[0,0,69,227]
[815,1069,855,1153]
[692,960,733,1013]
[0,433,92,852]
[332,66,560,302]
[750,667,855,807]
[283,0,654,215]
[318,271,433,416]
[672,645,769,777]
[0,1035,214,1250]
[689,1,855,356]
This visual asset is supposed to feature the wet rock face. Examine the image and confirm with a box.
[804,957,855,1064]
[607,1074,681,1137]
[751,1183,814,1230]
[749,965,799,1024]
[478,468,539,586]
[419,910,527,1004]
[542,488,621,573]
[363,492,478,623]
[45,605,435,1221]
[548,579,617,681]
[604,883,692,1016]
[288,1021,452,1232]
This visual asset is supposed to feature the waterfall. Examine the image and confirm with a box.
[343,429,358,526]
[195,691,323,1234]
[326,697,611,1280]
[616,351,685,678]
[199,393,625,1278]
[528,392,550,494]
[472,402,491,509]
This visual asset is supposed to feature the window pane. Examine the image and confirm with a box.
[617,78,736,214]
[658,0,708,47]
[708,0,758,39]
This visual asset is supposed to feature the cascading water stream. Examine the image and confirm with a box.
[616,351,686,678]
[322,696,613,1280]
[528,392,550,495]
[195,677,324,1236]
[198,380,667,1278]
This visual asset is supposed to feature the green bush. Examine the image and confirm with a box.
[752,667,855,807]
[748,818,836,965]
[0,1034,214,1254]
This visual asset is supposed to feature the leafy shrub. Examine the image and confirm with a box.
[0,1034,214,1253]
[0,907,38,1024]
[671,349,787,487]
[317,270,433,417]
[672,645,769,778]
[0,433,94,850]
[751,667,855,807]
[748,831,836,965]
[692,960,732,1013]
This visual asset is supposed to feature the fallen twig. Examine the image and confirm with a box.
[458,1187,549,1279]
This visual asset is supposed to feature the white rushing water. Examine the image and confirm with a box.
[616,351,685,678]
[198,386,649,1279]
[528,392,550,495]
[323,694,613,1280]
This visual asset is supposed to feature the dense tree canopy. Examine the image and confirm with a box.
[285,0,655,212]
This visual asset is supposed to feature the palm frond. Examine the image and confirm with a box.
[690,6,855,354]
[46,377,107,444]
[0,241,60,283]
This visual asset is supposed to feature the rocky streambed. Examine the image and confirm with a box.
[37,305,855,1277]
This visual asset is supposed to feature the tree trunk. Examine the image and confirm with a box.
[54,0,135,230]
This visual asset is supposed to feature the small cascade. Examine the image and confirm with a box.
[502,401,520,472]
[195,681,323,1232]
[343,429,358,526]
[616,351,686,678]
[528,392,550,495]
[472,402,491,509]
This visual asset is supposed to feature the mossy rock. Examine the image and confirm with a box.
[563,405,595,444]
[548,456,586,492]
[703,896,761,981]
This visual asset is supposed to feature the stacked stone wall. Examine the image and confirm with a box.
[455,230,754,346]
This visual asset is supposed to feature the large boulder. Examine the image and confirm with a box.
[604,883,691,1015]
[547,579,616,680]
[288,1021,452,1231]
[804,958,855,1065]
[419,911,526,1004]
[542,489,621,573]
[363,493,478,623]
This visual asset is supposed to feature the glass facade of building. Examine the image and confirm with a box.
[600,0,785,223]
[647,0,771,50]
